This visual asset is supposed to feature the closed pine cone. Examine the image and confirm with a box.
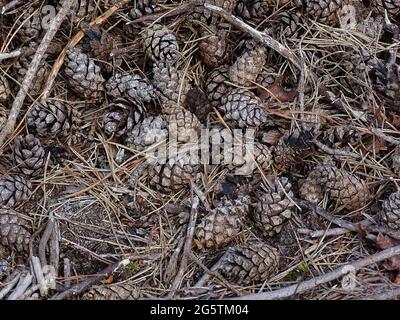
[220,88,269,128]
[252,177,295,237]
[82,282,140,300]
[273,129,314,171]
[0,208,31,253]
[300,163,370,211]
[391,146,400,176]
[371,58,400,105]
[13,134,46,177]
[219,242,280,285]
[0,107,6,129]
[305,0,350,26]
[370,0,400,17]
[126,115,168,152]
[163,104,202,143]
[229,40,267,86]
[194,196,251,250]
[152,62,191,105]
[235,0,270,23]
[322,125,360,149]
[379,191,400,230]
[0,175,32,208]
[147,144,200,193]
[106,72,155,103]
[199,26,229,68]
[65,47,105,100]
[206,65,232,108]
[273,11,303,39]
[27,100,75,137]
[142,24,179,63]
[0,75,10,103]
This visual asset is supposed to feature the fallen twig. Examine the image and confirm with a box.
[0,0,75,149]
[297,227,351,238]
[167,196,199,298]
[0,272,21,299]
[1,0,23,15]
[0,49,22,61]
[359,287,400,300]
[231,245,400,300]
[371,128,400,146]
[313,139,361,159]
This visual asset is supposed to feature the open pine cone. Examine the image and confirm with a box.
[370,0,400,17]
[252,177,296,237]
[27,100,75,137]
[219,242,280,285]
[194,196,250,250]
[0,175,32,208]
[0,208,31,253]
[106,72,155,103]
[65,47,105,100]
[305,0,350,26]
[199,26,229,68]
[13,134,46,177]
[379,190,400,230]
[82,282,140,300]
[235,0,270,23]
[206,65,232,108]
[142,24,179,63]
[300,163,370,211]
[129,0,160,19]
[0,74,10,103]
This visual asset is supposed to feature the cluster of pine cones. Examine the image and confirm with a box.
[1,0,400,298]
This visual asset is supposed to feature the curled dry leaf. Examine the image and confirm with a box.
[375,234,400,271]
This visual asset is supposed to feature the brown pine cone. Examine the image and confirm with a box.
[194,196,251,250]
[143,24,179,63]
[82,282,140,300]
[235,0,270,23]
[0,74,10,103]
[379,191,400,230]
[0,107,6,128]
[370,0,400,17]
[192,0,238,22]
[106,72,155,103]
[126,115,168,152]
[184,87,211,122]
[305,0,350,26]
[163,105,202,143]
[229,40,267,86]
[273,11,303,39]
[0,208,31,253]
[129,0,160,19]
[273,130,314,171]
[391,146,400,176]
[152,62,191,105]
[219,242,280,285]
[220,88,269,128]
[147,144,200,193]
[0,175,32,208]
[27,100,75,137]
[58,0,96,25]
[206,65,232,108]
[102,98,146,137]
[300,163,370,211]
[371,58,400,105]
[65,47,105,100]
[252,177,295,237]
[322,125,360,149]
[19,7,43,41]
[256,66,278,88]
[13,134,46,177]
[199,26,229,68]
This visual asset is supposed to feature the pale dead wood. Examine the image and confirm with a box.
[232,245,400,300]
[359,287,400,300]
[313,139,361,159]
[0,49,21,61]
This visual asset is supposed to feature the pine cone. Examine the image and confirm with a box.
[379,191,400,230]
[163,105,202,143]
[252,177,295,237]
[370,0,400,17]
[27,100,75,137]
[0,208,31,253]
[305,0,350,26]
[371,58,400,105]
[13,134,46,177]
[184,87,211,122]
[0,107,6,129]
[193,0,238,22]
[206,65,232,108]
[273,130,314,171]
[199,26,229,68]
[65,47,105,100]
[194,196,251,250]
[256,66,278,88]
[219,242,280,285]
[322,125,360,149]
[0,74,10,103]
[126,115,168,152]
[273,11,303,38]
[58,0,96,25]
[235,0,270,23]
[220,88,269,128]
[147,144,200,193]
[300,163,370,211]
[19,7,43,41]
[0,175,31,208]
[0,257,9,280]
[152,62,191,105]
[82,282,140,300]
[129,0,160,19]
[391,146,400,176]
[106,72,155,103]
[102,98,145,137]
[143,24,179,63]
[229,40,267,86]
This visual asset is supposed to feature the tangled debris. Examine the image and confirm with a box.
[0,0,400,301]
